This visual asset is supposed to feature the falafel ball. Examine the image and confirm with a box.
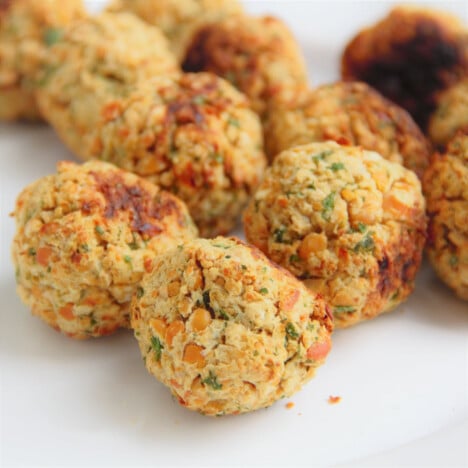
[131,236,333,416]
[265,81,431,178]
[428,78,468,149]
[11,160,197,339]
[35,12,179,158]
[0,0,86,121]
[107,0,243,60]
[94,73,266,237]
[182,15,308,118]
[423,130,468,300]
[244,142,427,328]
[341,6,468,129]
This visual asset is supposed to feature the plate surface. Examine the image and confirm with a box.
[1,1,467,466]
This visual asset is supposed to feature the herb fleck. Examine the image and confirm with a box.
[259,287,269,295]
[273,226,287,243]
[289,254,300,263]
[95,226,105,235]
[124,255,132,264]
[321,192,335,220]
[353,233,375,253]
[192,95,206,105]
[218,309,229,320]
[43,28,63,46]
[329,162,345,172]
[28,247,36,256]
[286,322,300,339]
[313,150,333,162]
[228,117,241,128]
[136,286,145,298]
[334,305,356,314]
[203,371,222,390]
[151,336,163,361]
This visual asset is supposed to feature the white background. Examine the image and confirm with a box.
[1,1,467,466]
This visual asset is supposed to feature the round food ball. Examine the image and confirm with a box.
[423,130,468,300]
[341,6,468,129]
[265,81,431,178]
[428,78,468,149]
[35,12,179,159]
[182,15,308,118]
[106,0,243,60]
[244,142,427,328]
[0,0,86,121]
[11,160,197,339]
[94,73,266,237]
[131,236,333,416]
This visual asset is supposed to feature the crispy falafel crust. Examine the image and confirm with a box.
[182,15,308,117]
[265,81,431,178]
[423,130,468,300]
[131,236,333,416]
[244,141,427,328]
[95,73,266,237]
[341,6,468,129]
[12,160,197,339]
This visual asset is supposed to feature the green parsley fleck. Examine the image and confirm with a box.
[124,255,132,264]
[203,370,222,390]
[312,150,333,162]
[289,254,300,263]
[334,305,356,314]
[321,192,335,221]
[307,183,316,190]
[357,222,367,233]
[241,264,247,271]
[136,286,145,298]
[259,287,269,295]
[218,309,229,320]
[80,244,90,252]
[228,117,241,128]
[95,226,105,235]
[43,28,63,46]
[151,336,163,361]
[285,322,300,339]
[353,233,375,253]
[273,226,287,243]
[329,162,345,172]
[28,247,36,256]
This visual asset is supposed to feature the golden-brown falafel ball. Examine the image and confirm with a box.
[94,73,266,237]
[107,0,243,60]
[428,78,468,149]
[423,130,468,300]
[265,81,431,178]
[11,160,197,339]
[341,6,468,129]
[182,15,308,118]
[244,142,427,328]
[0,0,86,121]
[35,12,179,156]
[131,236,333,416]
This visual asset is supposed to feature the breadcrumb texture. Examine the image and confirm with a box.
[0,0,85,120]
[11,160,197,339]
[35,12,179,159]
[341,6,468,129]
[265,81,431,178]
[428,79,468,149]
[107,0,243,60]
[95,73,266,237]
[244,142,427,328]
[131,236,333,416]
[423,131,468,300]
[182,15,308,118]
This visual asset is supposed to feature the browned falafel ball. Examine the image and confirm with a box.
[0,0,86,121]
[341,6,468,129]
[265,81,431,178]
[94,73,266,237]
[182,15,308,118]
[106,0,243,60]
[131,236,333,416]
[35,12,179,158]
[244,142,427,328]
[423,130,468,300]
[428,78,468,149]
[11,160,197,339]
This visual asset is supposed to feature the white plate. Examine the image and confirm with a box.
[1,1,467,466]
